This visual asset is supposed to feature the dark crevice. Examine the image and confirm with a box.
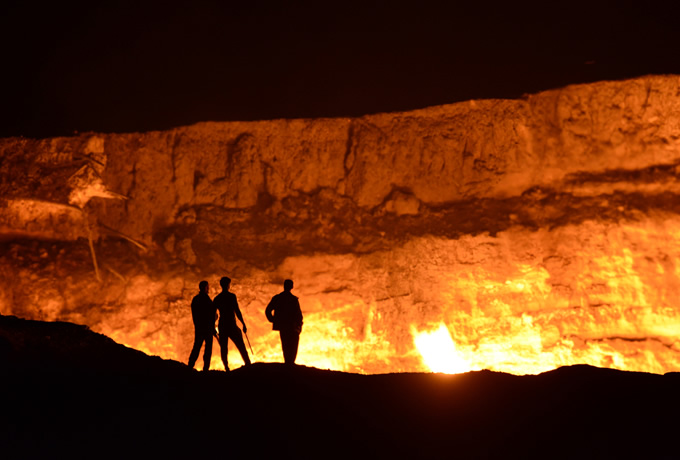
[564,159,680,185]
[149,187,680,270]
[343,121,355,175]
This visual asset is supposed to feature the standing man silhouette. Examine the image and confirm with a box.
[188,280,216,371]
[265,279,303,365]
[213,276,251,371]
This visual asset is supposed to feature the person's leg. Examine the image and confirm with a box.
[202,333,213,371]
[219,334,229,371]
[229,328,251,365]
[188,330,203,369]
[280,330,300,365]
[288,331,300,364]
[279,330,288,363]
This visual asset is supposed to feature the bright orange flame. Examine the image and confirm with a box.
[413,323,472,374]
[81,219,680,376]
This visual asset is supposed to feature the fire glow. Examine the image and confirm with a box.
[93,217,680,376]
[4,76,680,376]
[6,209,680,376]
[413,324,472,374]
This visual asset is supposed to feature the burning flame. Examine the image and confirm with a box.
[20,218,680,376]
[413,323,472,374]
[7,77,680,377]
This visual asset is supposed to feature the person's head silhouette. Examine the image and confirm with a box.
[284,279,293,292]
[198,280,209,294]
[220,276,231,291]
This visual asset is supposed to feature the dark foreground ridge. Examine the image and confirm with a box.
[1,315,678,459]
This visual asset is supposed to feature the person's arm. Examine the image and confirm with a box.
[295,298,303,330]
[209,298,217,334]
[211,296,219,329]
[265,297,276,323]
[234,295,247,333]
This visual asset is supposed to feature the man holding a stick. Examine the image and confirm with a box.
[213,276,252,371]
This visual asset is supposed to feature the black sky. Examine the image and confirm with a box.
[2,1,679,138]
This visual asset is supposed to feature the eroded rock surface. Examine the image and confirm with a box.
[2,75,680,374]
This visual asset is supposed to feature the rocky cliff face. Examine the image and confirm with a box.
[2,75,680,374]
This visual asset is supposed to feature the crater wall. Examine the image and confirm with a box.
[2,75,680,374]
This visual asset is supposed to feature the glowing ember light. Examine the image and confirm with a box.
[7,76,680,378]
[413,323,472,374]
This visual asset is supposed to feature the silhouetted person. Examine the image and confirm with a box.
[265,279,303,365]
[213,276,251,371]
[188,280,216,371]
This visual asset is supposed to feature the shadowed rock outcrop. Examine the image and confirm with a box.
[1,315,678,460]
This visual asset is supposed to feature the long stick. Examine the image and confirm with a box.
[244,331,254,356]
[87,228,101,282]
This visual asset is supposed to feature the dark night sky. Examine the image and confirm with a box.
[2,1,679,138]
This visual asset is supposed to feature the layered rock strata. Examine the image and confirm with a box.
[1,75,680,374]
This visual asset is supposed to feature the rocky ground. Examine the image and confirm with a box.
[1,315,678,459]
